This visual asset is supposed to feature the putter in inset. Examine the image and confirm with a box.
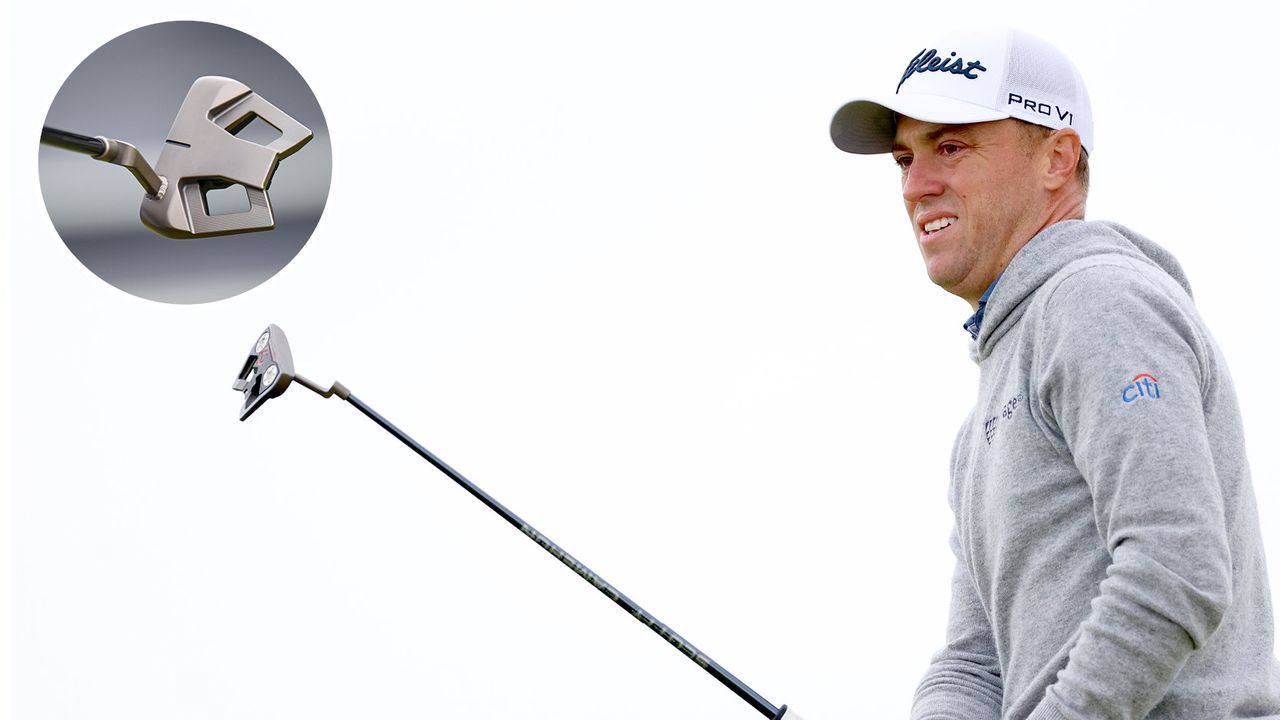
[41,76,312,239]
[232,324,804,720]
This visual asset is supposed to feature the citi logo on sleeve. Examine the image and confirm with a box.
[1122,373,1161,403]
[897,48,988,92]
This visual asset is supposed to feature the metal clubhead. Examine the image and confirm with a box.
[232,324,347,420]
[233,324,296,421]
[140,76,313,239]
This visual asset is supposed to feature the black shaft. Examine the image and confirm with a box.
[41,126,106,156]
[344,392,782,719]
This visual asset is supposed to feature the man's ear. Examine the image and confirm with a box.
[1044,129,1082,191]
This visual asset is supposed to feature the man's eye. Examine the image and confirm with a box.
[894,155,913,170]
[940,143,963,156]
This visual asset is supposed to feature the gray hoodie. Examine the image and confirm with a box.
[910,220,1280,719]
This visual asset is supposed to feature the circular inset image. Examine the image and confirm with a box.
[39,21,331,304]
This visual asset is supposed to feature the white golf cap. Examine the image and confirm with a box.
[830,28,1093,155]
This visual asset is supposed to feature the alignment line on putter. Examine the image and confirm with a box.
[233,324,801,720]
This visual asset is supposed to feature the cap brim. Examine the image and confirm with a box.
[830,94,1011,154]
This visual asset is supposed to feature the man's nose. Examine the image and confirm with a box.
[902,155,945,204]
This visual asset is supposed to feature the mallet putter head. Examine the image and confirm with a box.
[233,324,295,421]
[140,76,313,239]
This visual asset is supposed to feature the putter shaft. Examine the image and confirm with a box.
[342,392,788,720]
[41,125,166,197]
[41,126,107,156]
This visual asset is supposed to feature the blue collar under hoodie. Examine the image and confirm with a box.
[912,219,1280,720]
[964,275,1001,340]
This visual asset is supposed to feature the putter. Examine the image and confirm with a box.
[41,76,312,239]
[233,324,803,719]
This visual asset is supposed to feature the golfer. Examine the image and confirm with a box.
[830,28,1280,719]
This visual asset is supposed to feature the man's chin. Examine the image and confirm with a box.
[922,262,964,293]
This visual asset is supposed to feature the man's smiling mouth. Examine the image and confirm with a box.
[923,216,958,235]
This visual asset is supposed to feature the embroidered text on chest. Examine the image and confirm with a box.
[983,393,1025,445]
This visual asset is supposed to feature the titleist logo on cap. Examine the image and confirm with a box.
[897,49,988,93]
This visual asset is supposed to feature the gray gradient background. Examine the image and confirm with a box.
[39,21,331,304]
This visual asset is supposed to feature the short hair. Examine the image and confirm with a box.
[1019,121,1090,197]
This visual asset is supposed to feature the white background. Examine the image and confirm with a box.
[8,2,1280,718]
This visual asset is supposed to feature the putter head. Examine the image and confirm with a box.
[141,76,313,239]
[233,324,296,421]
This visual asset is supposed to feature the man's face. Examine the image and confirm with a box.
[892,117,1047,305]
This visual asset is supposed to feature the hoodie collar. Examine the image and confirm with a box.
[970,220,1194,361]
